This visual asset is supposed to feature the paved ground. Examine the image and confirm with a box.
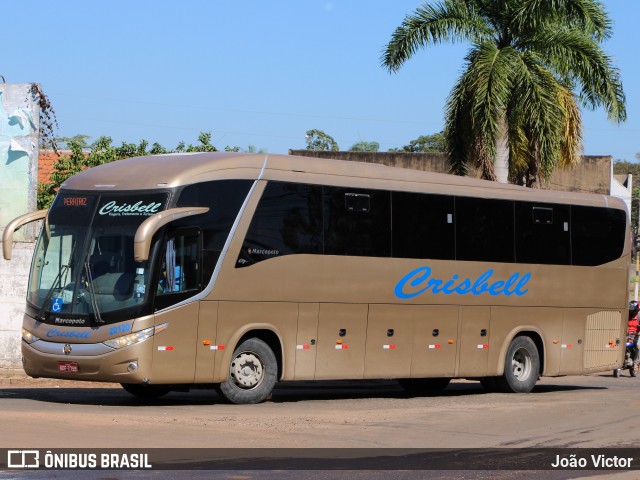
[1,373,639,479]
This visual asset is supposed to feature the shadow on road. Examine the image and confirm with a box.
[0,378,608,407]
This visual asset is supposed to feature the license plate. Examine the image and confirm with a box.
[57,362,78,373]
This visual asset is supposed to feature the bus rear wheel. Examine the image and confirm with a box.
[218,338,277,404]
[121,383,171,400]
[495,336,540,393]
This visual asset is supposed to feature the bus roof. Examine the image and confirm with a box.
[60,152,626,210]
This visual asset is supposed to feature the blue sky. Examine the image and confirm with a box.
[4,1,639,161]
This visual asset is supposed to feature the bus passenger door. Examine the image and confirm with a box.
[409,305,459,378]
[457,306,491,377]
[294,303,319,380]
[314,303,367,380]
[150,229,203,384]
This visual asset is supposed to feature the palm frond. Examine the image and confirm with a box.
[511,0,612,41]
[523,28,626,122]
[556,86,583,168]
[381,0,494,72]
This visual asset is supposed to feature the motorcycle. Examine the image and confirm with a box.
[614,335,639,378]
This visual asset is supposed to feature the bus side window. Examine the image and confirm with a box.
[515,202,570,265]
[157,232,201,295]
[324,187,391,257]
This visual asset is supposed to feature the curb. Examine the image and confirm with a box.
[0,375,119,388]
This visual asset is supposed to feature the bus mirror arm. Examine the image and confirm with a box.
[2,209,48,261]
[134,207,209,262]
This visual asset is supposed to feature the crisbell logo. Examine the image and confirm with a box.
[395,266,531,299]
[7,450,39,468]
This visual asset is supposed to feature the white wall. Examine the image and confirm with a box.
[0,242,34,374]
[0,83,39,375]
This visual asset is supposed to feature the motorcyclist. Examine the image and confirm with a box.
[628,301,640,362]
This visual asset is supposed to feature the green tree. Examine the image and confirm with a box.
[349,141,380,152]
[390,132,446,152]
[382,0,625,186]
[305,129,339,151]
[37,133,223,209]
[176,132,218,153]
[244,145,267,153]
[56,134,91,149]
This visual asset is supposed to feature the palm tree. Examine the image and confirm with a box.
[382,0,625,185]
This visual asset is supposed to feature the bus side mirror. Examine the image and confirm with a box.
[2,209,48,260]
[133,207,209,262]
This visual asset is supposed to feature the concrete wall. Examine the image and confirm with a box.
[288,150,613,195]
[0,83,40,375]
[0,243,33,374]
[0,83,40,240]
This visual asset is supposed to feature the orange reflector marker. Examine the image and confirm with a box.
[203,340,211,346]
[336,339,343,344]
[553,339,559,344]
[448,339,455,344]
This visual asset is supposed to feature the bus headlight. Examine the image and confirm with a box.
[22,328,40,344]
[103,323,168,350]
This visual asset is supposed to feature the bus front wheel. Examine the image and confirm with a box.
[496,336,540,393]
[218,337,277,404]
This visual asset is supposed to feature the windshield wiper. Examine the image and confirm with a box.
[35,241,77,322]
[83,261,104,324]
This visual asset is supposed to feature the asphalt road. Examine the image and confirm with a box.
[0,373,639,479]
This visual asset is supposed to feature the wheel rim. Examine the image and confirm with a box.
[230,352,264,389]
[511,347,532,382]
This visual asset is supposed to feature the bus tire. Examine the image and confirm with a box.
[496,336,539,393]
[121,383,171,400]
[218,337,277,404]
[397,378,450,395]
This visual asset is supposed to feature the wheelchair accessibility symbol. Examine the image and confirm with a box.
[51,298,63,313]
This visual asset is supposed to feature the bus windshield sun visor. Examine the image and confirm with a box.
[133,207,209,262]
[3,209,48,260]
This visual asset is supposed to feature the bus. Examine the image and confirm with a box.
[2,152,630,404]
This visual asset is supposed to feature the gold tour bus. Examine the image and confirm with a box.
[2,152,630,404]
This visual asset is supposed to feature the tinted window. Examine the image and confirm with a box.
[94,193,167,226]
[392,192,454,260]
[571,206,626,266]
[154,228,202,311]
[49,194,98,226]
[515,202,570,265]
[238,182,322,267]
[176,180,252,279]
[324,187,391,257]
[456,197,514,262]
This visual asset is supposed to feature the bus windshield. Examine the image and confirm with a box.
[27,193,168,320]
